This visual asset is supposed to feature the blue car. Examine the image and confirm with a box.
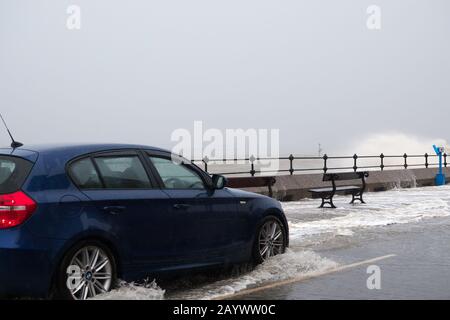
[0,143,288,300]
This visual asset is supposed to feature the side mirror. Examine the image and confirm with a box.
[211,174,228,190]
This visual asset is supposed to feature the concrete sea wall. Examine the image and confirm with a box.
[236,168,450,201]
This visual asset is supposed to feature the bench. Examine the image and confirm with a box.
[226,176,276,198]
[309,172,369,208]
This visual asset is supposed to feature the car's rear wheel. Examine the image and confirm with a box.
[55,241,116,300]
[253,216,287,264]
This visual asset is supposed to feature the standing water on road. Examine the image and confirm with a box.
[97,185,450,300]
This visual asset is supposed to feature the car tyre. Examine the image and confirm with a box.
[252,215,287,265]
[54,240,117,300]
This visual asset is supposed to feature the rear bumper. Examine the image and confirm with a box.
[0,228,62,298]
[0,248,52,297]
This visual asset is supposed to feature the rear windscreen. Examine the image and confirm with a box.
[0,156,33,194]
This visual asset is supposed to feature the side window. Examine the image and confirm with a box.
[149,157,205,189]
[94,156,151,189]
[69,158,103,189]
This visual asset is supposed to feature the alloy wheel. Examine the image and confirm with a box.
[67,245,113,300]
[258,219,285,261]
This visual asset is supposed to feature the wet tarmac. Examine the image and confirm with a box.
[240,216,450,299]
[98,185,450,300]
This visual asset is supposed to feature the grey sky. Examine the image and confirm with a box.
[1,0,449,155]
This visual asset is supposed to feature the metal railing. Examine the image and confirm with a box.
[191,153,448,177]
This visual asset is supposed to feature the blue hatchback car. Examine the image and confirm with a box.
[0,143,288,299]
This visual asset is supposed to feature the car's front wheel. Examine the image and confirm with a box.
[55,241,116,300]
[253,216,287,264]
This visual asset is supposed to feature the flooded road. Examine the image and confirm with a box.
[97,185,450,300]
[240,217,450,299]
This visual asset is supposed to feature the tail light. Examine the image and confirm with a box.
[0,191,37,229]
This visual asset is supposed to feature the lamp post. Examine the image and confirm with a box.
[433,145,446,186]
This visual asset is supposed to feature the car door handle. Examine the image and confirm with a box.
[102,206,126,215]
[173,204,191,210]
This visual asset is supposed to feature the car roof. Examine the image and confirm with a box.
[21,143,168,153]
[0,143,171,162]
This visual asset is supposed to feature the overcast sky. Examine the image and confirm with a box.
[1,0,449,155]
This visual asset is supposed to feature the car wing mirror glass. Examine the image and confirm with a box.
[211,174,227,190]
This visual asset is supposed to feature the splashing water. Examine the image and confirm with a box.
[95,185,450,300]
[286,185,450,245]
[346,132,449,155]
[93,280,165,300]
[168,249,338,300]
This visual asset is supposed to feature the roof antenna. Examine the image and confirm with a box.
[0,114,23,149]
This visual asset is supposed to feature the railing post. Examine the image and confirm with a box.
[380,153,385,171]
[202,156,209,173]
[250,155,256,176]
[445,153,448,168]
[425,153,429,168]
[288,154,294,175]
[403,153,408,169]
[323,154,328,173]
[353,154,358,172]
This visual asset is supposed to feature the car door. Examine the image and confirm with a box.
[145,152,241,265]
[68,150,174,274]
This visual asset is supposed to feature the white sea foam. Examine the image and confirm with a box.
[286,185,450,244]
[348,132,449,155]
